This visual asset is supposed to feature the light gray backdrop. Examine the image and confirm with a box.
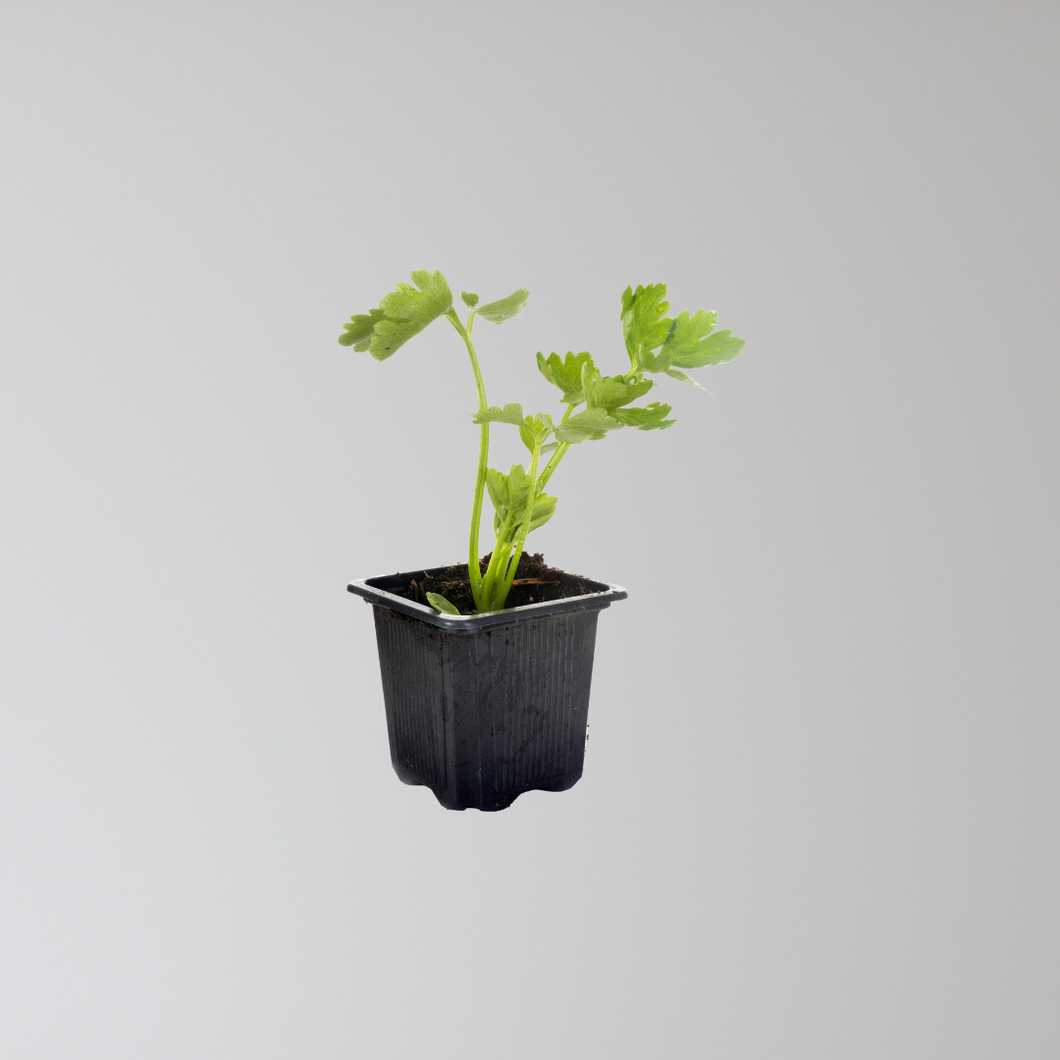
[2,2,1057,1057]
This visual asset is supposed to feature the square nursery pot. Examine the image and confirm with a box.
[348,565,627,811]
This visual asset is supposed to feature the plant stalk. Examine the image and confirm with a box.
[494,437,543,607]
[446,309,489,610]
[480,511,513,609]
[535,404,576,493]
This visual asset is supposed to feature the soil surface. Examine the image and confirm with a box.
[402,553,596,614]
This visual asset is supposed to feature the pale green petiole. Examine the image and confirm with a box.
[494,436,542,608]
[445,308,490,611]
[534,404,575,494]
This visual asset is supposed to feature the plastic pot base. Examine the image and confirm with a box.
[348,564,627,811]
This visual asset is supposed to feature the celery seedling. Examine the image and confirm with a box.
[339,271,744,614]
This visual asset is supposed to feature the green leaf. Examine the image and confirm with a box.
[536,351,594,405]
[610,401,675,430]
[426,592,461,615]
[485,464,558,535]
[472,403,525,426]
[670,328,745,367]
[475,287,529,324]
[474,407,553,452]
[552,407,622,443]
[518,412,554,453]
[338,270,454,361]
[621,283,674,373]
[485,467,509,516]
[664,368,707,390]
[337,308,385,350]
[581,364,654,411]
[658,309,717,366]
[460,291,480,308]
[620,285,744,374]
[526,493,557,531]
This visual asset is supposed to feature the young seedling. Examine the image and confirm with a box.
[339,271,744,614]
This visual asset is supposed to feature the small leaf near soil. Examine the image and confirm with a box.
[426,592,461,614]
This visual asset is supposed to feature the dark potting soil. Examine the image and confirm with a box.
[402,553,595,615]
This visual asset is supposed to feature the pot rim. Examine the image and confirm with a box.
[347,563,627,630]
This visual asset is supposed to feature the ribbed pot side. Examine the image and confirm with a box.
[371,604,604,810]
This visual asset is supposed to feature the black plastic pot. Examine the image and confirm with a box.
[347,565,627,811]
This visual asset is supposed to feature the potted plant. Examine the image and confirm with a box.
[340,271,744,810]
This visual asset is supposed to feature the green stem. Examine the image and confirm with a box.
[445,309,489,609]
[535,404,576,494]
[493,438,542,608]
[535,442,569,494]
[480,511,513,609]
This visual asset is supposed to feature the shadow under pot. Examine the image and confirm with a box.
[347,565,627,811]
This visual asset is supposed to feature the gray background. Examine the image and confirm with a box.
[2,2,1057,1057]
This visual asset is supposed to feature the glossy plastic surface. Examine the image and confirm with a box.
[348,566,627,810]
